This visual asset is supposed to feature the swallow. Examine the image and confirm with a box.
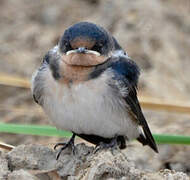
[31,22,158,159]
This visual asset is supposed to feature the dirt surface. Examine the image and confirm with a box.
[0,0,190,179]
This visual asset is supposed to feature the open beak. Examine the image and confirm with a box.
[66,47,100,56]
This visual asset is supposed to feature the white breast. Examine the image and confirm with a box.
[41,68,140,140]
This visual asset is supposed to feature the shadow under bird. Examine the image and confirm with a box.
[31,22,158,159]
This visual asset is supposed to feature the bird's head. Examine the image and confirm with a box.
[58,22,114,67]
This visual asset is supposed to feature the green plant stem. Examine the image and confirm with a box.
[0,123,190,145]
[153,134,190,145]
[0,123,72,137]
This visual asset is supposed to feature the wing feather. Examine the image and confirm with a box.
[110,56,158,152]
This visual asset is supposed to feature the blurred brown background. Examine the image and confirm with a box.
[0,0,190,174]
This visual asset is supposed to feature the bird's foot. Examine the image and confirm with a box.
[94,136,118,154]
[54,134,76,160]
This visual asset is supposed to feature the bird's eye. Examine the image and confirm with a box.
[64,42,72,51]
[64,42,68,46]
[64,42,69,48]
[91,43,103,53]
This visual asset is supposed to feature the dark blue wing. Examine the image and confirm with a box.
[111,57,158,152]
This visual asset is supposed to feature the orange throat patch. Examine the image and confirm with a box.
[57,53,107,85]
[58,60,93,85]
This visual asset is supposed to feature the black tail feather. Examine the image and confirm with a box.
[137,132,158,153]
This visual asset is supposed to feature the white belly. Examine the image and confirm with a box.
[42,72,139,140]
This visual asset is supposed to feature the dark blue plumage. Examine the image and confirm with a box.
[89,56,139,86]
[63,22,109,42]
[111,57,140,86]
[59,22,113,55]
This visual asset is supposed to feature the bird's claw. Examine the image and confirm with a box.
[54,142,66,150]
[93,137,118,154]
[54,134,76,160]
[55,142,76,160]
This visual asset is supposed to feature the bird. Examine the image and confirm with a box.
[31,22,158,159]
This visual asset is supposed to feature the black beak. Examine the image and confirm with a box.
[77,47,87,53]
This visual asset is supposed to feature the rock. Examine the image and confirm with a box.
[7,169,39,180]
[7,144,57,171]
[0,151,9,179]
[2,144,189,179]
[159,169,189,180]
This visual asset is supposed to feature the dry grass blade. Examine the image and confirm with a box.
[0,104,43,115]
[0,141,14,151]
[139,96,190,114]
[0,73,30,88]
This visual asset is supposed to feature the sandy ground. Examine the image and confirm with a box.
[0,0,190,178]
